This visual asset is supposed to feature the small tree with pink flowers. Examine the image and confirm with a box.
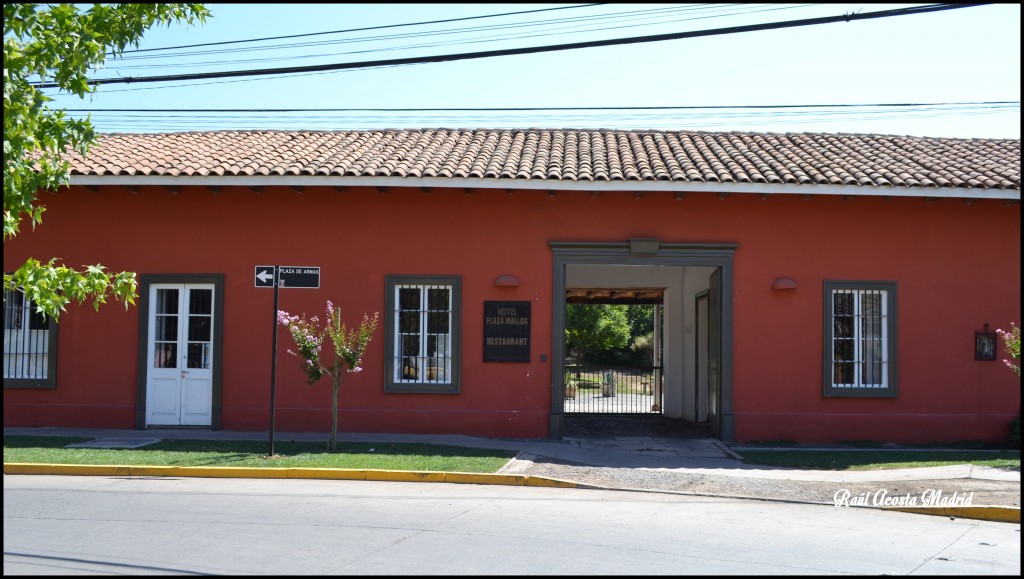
[277,301,379,451]
[996,323,1020,449]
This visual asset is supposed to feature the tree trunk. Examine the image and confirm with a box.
[329,354,341,452]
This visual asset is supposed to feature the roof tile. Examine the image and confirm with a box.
[60,129,1020,192]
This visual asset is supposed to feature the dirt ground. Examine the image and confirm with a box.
[516,457,1021,508]
[528,415,1022,508]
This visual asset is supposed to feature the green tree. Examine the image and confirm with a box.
[278,302,380,452]
[625,304,654,340]
[565,304,630,365]
[4,3,209,319]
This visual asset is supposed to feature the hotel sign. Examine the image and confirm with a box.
[483,301,531,362]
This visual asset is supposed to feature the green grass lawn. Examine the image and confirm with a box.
[3,436,517,473]
[738,449,1021,471]
[6,436,1020,473]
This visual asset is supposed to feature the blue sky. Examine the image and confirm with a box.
[44,3,1021,138]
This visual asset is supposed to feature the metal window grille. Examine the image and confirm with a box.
[3,290,50,380]
[394,284,452,384]
[831,289,887,388]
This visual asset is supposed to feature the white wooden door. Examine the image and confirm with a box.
[146,284,214,426]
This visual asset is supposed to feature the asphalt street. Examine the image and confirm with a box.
[4,475,1021,575]
[4,424,1020,524]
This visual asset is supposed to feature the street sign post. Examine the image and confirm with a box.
[256,265,320,457]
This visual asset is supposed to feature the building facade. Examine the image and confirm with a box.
[4,129,1020,443]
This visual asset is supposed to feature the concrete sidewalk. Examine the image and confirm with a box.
[4,426,1019,523]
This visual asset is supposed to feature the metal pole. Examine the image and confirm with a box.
[268,266,279,457]
[653,303,662,412]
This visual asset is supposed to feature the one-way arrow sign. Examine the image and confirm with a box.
[255,267,275,286]
[255,266,276,287]
[255,265,320,288]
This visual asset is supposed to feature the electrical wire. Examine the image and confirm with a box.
[30,4,985,89]
[64,102,1020,133]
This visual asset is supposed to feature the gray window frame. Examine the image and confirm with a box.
[384,275,461,394]
[823,280,898,398]
[2,288,59,389]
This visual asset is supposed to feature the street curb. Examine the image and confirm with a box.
[3,462,581,489]
[882,505,1020,524]
[5,463,1020,524]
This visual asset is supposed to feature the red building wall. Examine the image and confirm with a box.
[4,184,1020,443]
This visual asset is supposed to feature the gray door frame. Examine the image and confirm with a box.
[135,273,225,430]
[549,240,737,441]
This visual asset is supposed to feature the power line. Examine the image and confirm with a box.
[59,102,1020,113]
[108,4,808,69]
[32,3,985,89]
[82,108,1020,133]
[111,5,801,64]
[64,102,1020,134]
[117,3,609,54]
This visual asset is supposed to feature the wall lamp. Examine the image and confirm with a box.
[494,275,520,288]
[771,277,797,291]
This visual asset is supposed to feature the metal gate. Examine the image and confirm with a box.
[564,365,662,414]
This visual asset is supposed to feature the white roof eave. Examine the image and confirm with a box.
[65,174,1022,200]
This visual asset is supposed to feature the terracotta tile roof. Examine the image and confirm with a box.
[66,129,1020,191]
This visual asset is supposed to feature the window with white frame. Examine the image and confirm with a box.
[823,281,897,397]
[3,289,58,388]
[385,275,461,393]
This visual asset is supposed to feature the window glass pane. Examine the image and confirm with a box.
[399,311,419,333]
[188,316,211,341]
[28,307,47,330]
[833,361,853,385]
[187,342,211,369]
[398,287,420,310]
[156,289,179,314]
[834,339,854,362]
[861,359,883,386]
[400,334,420,360]
[156,315,177,341]
[155,343,177,368]
[4,290,23,330]
[399,331,420,379]
[189,289,212,315]
[427,288,450,310]
[428,312,449,334]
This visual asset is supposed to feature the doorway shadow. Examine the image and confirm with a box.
[563,414,712,440]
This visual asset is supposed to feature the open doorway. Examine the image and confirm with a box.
[562,296,664,415]
[549,240,736,441]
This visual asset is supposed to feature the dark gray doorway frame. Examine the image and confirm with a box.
[695,289,709,425]
[135,273,225,430]
[549,240,737,441]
